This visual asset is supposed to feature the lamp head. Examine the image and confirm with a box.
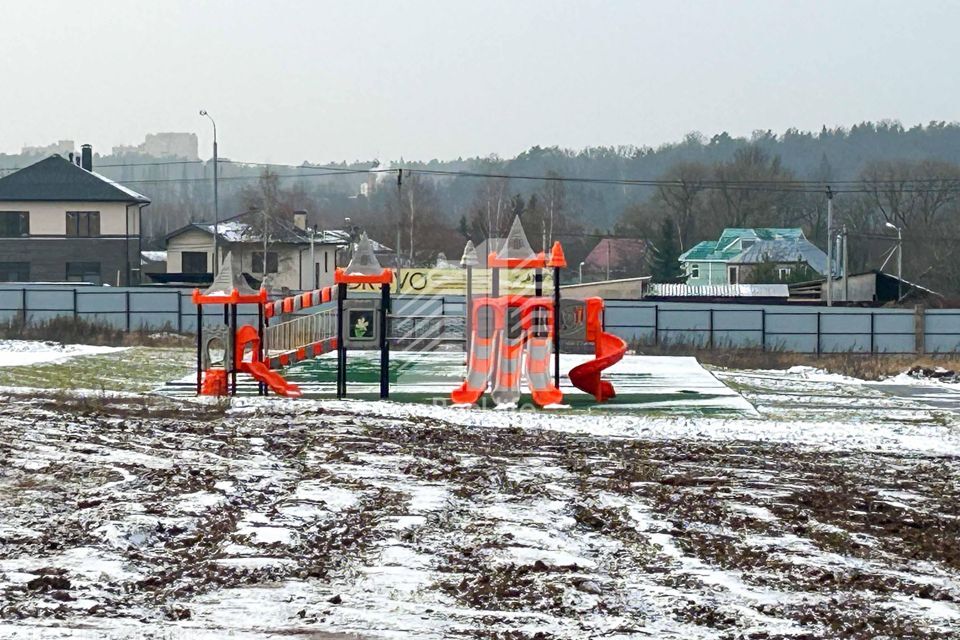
[199,109,207,116]
[885,222,897,231]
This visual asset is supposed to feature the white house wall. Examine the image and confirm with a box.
[166,228,215,273]
[166,230,341,291]
[0,201,134,235]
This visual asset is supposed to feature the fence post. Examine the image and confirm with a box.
[816,312,822,356]
[125,290,131,332]
[761,308,766,352]
[73,288,79,320]
[653,304,659,346]
[870,312,875,354]
[708,308,714,349]
[915,305,926,355]
[176,291,183,333]
[20,287,26,328]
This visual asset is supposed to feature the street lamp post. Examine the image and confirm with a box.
[885,222,903,302]
[579,261,585,284]
[200,110,219,275]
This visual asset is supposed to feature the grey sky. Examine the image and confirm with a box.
[2,0,958,165]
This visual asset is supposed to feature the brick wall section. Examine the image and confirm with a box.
[0,238,139,285]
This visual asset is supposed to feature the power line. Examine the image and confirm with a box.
[4,155,960,196]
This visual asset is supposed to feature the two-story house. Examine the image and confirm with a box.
[0,147,150,284]
[679,228,828,286]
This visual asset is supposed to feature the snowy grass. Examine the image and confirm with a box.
[0,346,193,392]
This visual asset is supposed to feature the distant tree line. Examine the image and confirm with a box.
[2,120,960,292]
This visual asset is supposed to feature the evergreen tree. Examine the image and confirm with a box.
[651,217,683,281]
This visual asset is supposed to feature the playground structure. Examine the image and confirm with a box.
[452,217,627,407]
[192,217,627,407]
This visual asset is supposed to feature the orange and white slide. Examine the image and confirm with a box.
[523,305,563,407]
[451,300,502,405]
[238,361,302,398]
[491,308,524,406]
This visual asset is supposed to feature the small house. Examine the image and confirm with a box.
[679,228,828,286]
[161,210,385,290]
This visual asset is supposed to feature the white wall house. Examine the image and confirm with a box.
[162,212,357,291]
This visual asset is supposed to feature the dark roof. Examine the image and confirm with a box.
[584,238,652,271]
[0,155,150,203]
[165,211,389,250]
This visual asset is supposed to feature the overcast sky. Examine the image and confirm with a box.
[2,0,958,164]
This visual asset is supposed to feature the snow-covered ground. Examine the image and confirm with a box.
[0,342,959,638]
[0,340,125,367]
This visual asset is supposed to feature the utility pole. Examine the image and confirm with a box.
[200,110,219,275]
[396,169,403,281]
[309,226,317,289]
[897,226,903,303]
[842,225,849,303]
[606,240,611,281]
[886,221,903,302]
[825,186,833,307]
[262,207,269,282]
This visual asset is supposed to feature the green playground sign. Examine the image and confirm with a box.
[349,309,375,341]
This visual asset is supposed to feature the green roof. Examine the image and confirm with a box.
[680,228,807,262]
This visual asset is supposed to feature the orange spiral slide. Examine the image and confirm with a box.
[567,298,627,402]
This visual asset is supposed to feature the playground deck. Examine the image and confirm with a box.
[164,352,756,416]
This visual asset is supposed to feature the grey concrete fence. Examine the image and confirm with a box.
[0,285,958,354]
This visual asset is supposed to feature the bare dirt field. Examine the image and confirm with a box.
[1,364,959,639]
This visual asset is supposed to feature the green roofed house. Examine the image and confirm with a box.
[679,228,829,286]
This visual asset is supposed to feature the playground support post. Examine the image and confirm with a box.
[535,268,543,297]
[196,303,203,395]
[336,283,346,399]
[257,303,265,396]
[464,265,473,354]
[491,267,500,298]
[379,282,390,399]
[230,303,238,396]
[553,265,561,389]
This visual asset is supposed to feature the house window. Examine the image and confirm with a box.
[66,261,101,284]
[66,211,100,237]
[0,211,29,237]
[689,264,700,279]
[252,251,279,274]
[778,267,792,280]
[728,265,739,285]
[182,251,208,273]
[0,262,29,282]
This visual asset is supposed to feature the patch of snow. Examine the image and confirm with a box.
[0,340,126,367]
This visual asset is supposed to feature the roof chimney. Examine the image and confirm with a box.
[80,144,93,171]
[293,209,307,231]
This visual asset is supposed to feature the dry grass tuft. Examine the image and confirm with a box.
[0,316,191,348]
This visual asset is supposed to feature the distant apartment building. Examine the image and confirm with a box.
[21,140,75,157]
[0,145,150,285]
[113,133,199,160]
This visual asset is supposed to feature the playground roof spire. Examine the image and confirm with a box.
[460,240,479,268]
[343,233,383,275]
[488,215,547,269]
[192,250,267,304]
[335,232,394,285]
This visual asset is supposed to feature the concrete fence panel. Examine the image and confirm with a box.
[925,311,960,353]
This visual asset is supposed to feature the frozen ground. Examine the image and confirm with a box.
[0,345,959,638]
[0,340,124,368]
